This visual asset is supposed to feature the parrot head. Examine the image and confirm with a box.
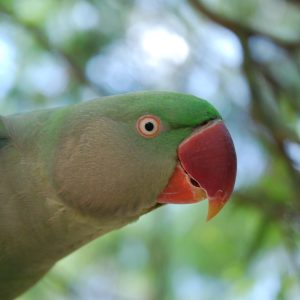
[0,91,237,299]
[53,91,236,222]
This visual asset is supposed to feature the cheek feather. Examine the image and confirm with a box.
[52,117,176,221]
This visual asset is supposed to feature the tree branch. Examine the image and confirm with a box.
[236,35,300,216]
[188,0,300,50]
[234,192,299,221]
[0,5,107,96]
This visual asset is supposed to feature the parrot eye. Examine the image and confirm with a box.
[136,115,161,138]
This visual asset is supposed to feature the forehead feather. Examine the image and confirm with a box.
[84,91,220,128]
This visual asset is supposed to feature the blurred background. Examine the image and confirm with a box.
[0,0,300,299]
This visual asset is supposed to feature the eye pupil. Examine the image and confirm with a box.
[144,122,154,132]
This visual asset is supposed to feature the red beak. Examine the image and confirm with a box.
[157,120,237,220]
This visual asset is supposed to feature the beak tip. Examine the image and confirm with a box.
[206,196,227,221]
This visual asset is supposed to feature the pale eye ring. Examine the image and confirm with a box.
[136,115,161,138]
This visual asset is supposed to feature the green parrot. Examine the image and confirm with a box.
[0,91,236,299]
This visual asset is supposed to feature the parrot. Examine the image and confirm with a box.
[0,91,237,299]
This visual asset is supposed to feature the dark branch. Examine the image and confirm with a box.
[0,5,107,96]
[188,0,300,50]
